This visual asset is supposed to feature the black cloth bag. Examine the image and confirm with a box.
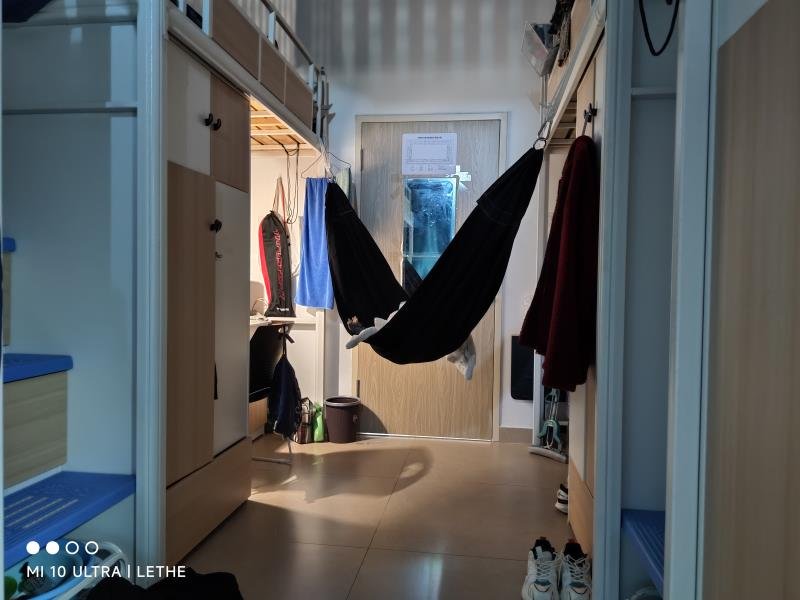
[325,147,543,364]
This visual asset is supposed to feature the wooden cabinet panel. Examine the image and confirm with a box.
[167,40,211,175]
[213,182,250,454]
[211,0,259,78]
[166,162,216,486]
[211,75,250,192]
[284,67,313,130]
[260,38,286,103]
[568,459,594,555]
[166,437,250,564]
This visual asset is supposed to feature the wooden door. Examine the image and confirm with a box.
[166,161,216,485]
[357,118,501,439]
[210,75,250,193]
[212,182,250,454]
[703,1,800,597]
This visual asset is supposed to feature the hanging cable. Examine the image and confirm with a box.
[638,0,680,57]
[269,136,301,225]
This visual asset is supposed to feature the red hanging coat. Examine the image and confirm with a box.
[520,135,599,391]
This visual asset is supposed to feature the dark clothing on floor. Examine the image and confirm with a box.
[86,569,243,599]
[520,135,599,391]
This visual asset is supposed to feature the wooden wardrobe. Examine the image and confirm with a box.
[164,39,251,565]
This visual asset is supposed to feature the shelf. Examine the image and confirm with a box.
[621,509,665,594]
[2,237,16,253]
[3,353,73,384]
[4,471,135,566]
[249,316,316,327]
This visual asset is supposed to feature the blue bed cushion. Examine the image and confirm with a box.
[5,471,135,566]
[3,353,74,383]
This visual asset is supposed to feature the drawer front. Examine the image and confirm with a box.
[211,0,259,78]
[167,41,211,175]
[284,67,314,130]
[211,75,250,192]
[260,38,286,103]
[166,437,250,564]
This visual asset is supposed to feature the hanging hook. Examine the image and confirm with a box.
[581,103,598,136]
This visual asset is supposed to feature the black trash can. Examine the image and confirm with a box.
[324,396,361,443]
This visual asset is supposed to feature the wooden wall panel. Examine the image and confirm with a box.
[284,68,313,130]
[260,39,286,104]
[704,1,800,598]
[568,458,593,555]
[4,373,67,487]
[166,162,216,486]
[166,438,250,564]
[211,0,259,78]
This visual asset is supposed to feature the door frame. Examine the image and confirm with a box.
[354,112,508,441]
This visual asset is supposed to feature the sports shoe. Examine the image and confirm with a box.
[557,484,568,502]
[555,496,568,514]
[522,537,561,600]
[560,541,591,600]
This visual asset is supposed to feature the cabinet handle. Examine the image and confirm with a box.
[204,113,214,126]
[210,219,222,233]
[212,118,222,131]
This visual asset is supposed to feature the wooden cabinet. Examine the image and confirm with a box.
[211,0,259,78]
[211,75,250,193]
[167,41,211,175]
[213,182,250,454]
[166,161,216,486]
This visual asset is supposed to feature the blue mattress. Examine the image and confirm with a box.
[621,509,665,594]
[4,471,135,566]
[2,237,15,252]
[3,353,73,383]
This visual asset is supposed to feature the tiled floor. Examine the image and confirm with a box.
[185,435,570,599]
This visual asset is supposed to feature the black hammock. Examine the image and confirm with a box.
[326,147,543,365]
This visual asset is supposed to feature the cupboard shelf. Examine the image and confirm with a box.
[3,353,73,383]
[621,509,665,595]
[4,471,135,566]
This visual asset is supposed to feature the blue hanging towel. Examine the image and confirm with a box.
[296,178,334,309]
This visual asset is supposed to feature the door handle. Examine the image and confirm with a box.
[204,113,214,126]
[212,118,222,131]
[209,219,222,233]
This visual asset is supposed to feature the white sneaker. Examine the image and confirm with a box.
[522,538,561,600]
[560,541,591,600]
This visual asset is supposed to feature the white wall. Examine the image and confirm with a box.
[294,0,554,429]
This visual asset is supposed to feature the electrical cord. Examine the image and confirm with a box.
[638,0,680,57]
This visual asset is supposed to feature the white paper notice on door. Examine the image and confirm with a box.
[401,133,457,176]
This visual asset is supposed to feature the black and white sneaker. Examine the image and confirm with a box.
[555,484,568,513]
[557,484,569,501]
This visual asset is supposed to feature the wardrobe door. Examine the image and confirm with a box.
[213,182,250,454]
[210,75,250,193]
[167,41,211,175]
[166,161,216,486]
